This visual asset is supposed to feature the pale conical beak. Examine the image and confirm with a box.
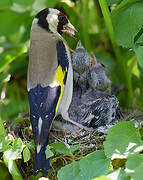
[62,22,78,38]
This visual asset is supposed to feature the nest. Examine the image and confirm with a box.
[9,108,143,179]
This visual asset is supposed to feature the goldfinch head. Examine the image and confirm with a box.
[33,8,77,38]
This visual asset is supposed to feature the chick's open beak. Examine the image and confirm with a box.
[62,22,78,38]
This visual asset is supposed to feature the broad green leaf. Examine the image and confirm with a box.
[0,0,12,9]
[0,136,12,152]
[10,117,28,127]
[45,145,54,159]
[58,161,80,180]
[0,46,27,73]
[12,0,34,6]
[126,154,143,180]
[134,46,143,68]
[23,147,31,162]
[50,142,80,155]
[0,10,30,36]
[4,138,24,160]
[58,151,110,180]
[77,151,110,180]
[104,122,143,158]
[112,1,143,48]
[3,154,23,180]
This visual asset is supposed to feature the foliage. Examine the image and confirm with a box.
[57,122,143,180]
[0,0,143,179]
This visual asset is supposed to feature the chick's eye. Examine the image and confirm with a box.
[58,15,68,25]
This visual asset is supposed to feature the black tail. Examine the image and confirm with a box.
[34,145,50,177]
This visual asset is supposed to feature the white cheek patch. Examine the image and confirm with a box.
[46,12,59,33]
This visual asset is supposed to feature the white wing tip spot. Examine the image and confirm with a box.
[37,144,41,154]
[38,117,43,135]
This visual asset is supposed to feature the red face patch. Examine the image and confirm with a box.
[57,12,69,34]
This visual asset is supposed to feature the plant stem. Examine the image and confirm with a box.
[98,0,134,107]
[98,0,121,61]
[81,0,92,52]
[0,117,6,136]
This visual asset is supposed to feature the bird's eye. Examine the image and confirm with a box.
[58,15,68,25]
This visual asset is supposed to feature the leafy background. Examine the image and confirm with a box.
[0,0,143,179]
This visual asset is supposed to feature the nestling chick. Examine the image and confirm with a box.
[54,42,119,131]
[72,42,111,92]
[28,8,84,176]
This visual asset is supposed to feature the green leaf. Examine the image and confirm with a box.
[134,46,143,68]
[0,0,12,9]
[112,1,143,48]
[50,142,80,155]
[10,117,28,127]
[12,0,34,7]
[0,136,12,152]
[0,46,27,73]
[45,145,54,159]
[58,151,110,180]
[27,140,35,149]
[69,144,80,154]
[4,138,24,160]
[113,0,142,13]
[50,142,71,154]
[58,161,80,180]
[104,122,143,158]
[77,151,110,180]
[126,154,143,180]
[0,10,30,36]
[23,147,31,162]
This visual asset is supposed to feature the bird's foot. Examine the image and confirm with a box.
[62,113,93,131]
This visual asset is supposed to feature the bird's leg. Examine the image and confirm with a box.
[61,112,92,131]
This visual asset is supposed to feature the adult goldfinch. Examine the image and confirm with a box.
[27,8,87,176]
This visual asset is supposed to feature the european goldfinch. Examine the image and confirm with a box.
[27,8,85,176]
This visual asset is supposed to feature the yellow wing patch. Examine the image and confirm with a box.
[54,65,65,112]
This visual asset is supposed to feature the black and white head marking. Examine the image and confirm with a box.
[32,8,69,35]
[35,8,52,32]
